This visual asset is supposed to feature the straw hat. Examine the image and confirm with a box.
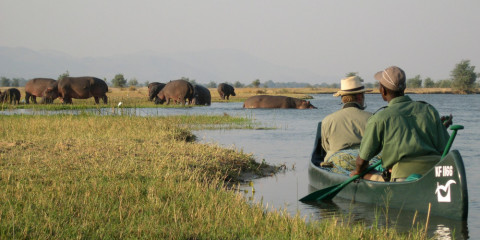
[333,76,372,97]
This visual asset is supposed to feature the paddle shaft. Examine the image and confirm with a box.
[441,125,463,159]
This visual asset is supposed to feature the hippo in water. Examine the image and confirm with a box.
[243,95,317,109]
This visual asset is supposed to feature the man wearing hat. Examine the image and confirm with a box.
[321,76,373,171]
[351,66,451,182]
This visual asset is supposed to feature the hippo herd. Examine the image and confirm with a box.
[1,78,317,109]
[0,76,109,105]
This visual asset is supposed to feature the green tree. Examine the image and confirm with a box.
[423,77,435,88]
[58,70,70,81]
[451,60,478,93]
[206,81,217,88]
[112,74,127,87]
[11,78,20,87]
[128,78,138,87]
[1,77,11,87]
[345,72,364,82]
[252,79,261,88]
[406,75,422,88]
[144,81,150,87]
[435,79,452,88]
[233,81,244,88]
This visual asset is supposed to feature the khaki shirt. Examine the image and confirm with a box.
[321,103,372,160]
[359,96,450,179]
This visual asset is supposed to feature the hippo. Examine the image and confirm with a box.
[148,82,166,102]
[156,79,194,105]
[44,77,108,104]
[243,95,317,109]
[25,78,58,104]
[217,83,236,100]
[0,88,21,104]
[192,84,211,106]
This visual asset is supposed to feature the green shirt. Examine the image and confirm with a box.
[359,96,449,179]
[322,103,372,160]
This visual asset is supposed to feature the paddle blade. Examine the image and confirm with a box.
[299,185,340,202]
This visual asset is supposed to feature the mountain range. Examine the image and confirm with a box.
[0,46,333,85]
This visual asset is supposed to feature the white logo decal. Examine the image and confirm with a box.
[435,180,457,202]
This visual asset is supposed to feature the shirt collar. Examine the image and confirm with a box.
[342,102,363,110]
[388,95,412,106]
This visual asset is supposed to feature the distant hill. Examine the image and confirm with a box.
[0,46,333,85]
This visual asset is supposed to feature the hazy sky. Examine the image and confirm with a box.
[1,0,479,83]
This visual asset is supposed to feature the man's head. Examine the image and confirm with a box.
[374,66,406,102]
[374,66,406,92]
[334,76,371,108]
[333,76,371,97]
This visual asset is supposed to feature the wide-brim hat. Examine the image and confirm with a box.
[333,76,372,97]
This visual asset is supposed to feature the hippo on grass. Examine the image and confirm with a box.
[217,83,236,100]
[148,82,166,102]
[156,79,194,105]
[25,78,58,104]
[44,77,108,104]
[192,84,211,106]
[0,88,21,104]
[243,95,317,109]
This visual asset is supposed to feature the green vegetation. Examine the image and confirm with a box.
[0,114,431,239]
[112,73,128,87]
[451,59,478,93]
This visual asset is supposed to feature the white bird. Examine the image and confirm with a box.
[118,102,123,107]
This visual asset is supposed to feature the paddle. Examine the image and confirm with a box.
[300,124,464,203]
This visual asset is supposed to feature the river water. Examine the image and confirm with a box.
[2,93,478,239]
[189,94,479,240]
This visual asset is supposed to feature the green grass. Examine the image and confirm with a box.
[0,114,431,239]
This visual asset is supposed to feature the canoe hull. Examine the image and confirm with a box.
[307,122,468,220]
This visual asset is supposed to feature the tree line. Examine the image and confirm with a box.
[2,60,478,93]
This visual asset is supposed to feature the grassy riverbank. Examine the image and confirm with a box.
[0,114,430,239]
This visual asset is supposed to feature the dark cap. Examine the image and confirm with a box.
[374,66,406,91]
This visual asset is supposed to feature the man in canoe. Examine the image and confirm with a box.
[321,76,373,173]
[351,66,451,182]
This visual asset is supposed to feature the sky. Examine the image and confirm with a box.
[1,0,479,83]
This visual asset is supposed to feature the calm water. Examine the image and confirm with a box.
[2,93,479,239]
[190,94,479,240]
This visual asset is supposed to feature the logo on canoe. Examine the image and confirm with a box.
[435,180,456,202]
[435,165,453,177]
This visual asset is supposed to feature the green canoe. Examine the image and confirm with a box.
[307,122,468,221]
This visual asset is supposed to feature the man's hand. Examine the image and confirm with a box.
[350,170,360,177]
[441,114,453,128]
[350,156,369,177]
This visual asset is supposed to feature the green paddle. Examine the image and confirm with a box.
[300,124,464,203]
